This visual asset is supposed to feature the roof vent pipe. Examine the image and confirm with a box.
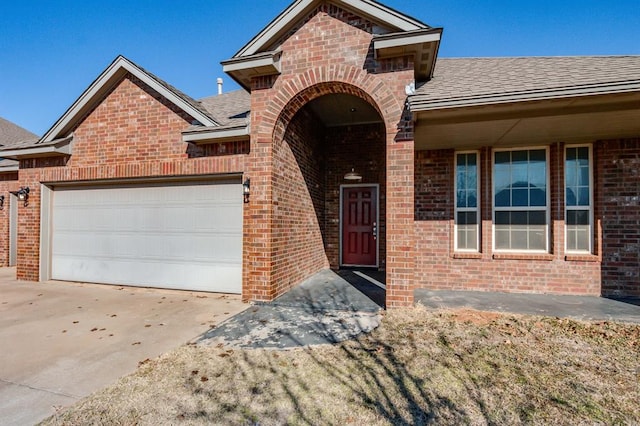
[217,78,223,95]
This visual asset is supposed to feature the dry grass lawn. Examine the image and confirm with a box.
[43,306,640,425]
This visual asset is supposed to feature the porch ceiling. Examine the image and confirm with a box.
[414,92,640,150]
[306,94,383,127]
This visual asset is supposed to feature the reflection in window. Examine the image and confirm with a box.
[566,146,592,253]
[494,149,548,251]
[455,152,479,251]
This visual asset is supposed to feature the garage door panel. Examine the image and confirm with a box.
[51,181,243,293]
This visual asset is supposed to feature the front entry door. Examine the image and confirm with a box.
[342,186,378,267]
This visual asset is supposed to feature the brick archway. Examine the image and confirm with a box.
[244,65,415,307]
[257,65,404,144]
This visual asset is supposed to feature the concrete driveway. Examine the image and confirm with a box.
[0,268,246,425]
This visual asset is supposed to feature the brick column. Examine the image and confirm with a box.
[386,136,416,308]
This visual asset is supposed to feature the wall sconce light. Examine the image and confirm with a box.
[243,178,250,203]
[0,195,4,210]
[344,168,362,181]
[10,187,29,207]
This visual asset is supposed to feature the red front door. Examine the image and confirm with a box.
[342,186,378,266]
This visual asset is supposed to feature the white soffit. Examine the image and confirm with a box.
[41,56,219,143]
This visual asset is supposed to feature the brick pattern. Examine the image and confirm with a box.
[598,138,640,297]
[324,123,386,269]
[413,146,602,296]
[271,107,328,296]
[15,75,249,282]
[0,175,19,267]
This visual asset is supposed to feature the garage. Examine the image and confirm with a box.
[45,179,243,294]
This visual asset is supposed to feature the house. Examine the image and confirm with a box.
[0,117,37,268]
[2,0,639,307]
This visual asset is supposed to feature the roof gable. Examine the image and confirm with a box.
[234,0,429,58]
[41,56,219,143]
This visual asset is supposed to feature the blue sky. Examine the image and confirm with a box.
[1,0,638,135]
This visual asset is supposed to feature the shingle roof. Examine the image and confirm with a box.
[0,116,38,148]
[198,90,251,127]
[410,56,640,110]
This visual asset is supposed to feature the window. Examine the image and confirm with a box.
[493,148,548,251]
[455,152,479,251]
[565,146,592,253]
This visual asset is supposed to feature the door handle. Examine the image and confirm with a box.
[372,222,377,240]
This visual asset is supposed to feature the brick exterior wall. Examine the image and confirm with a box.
[0,173,19,267]
[271,106,329,296]
[15,74,249,282]
[324,123,386,269]
[413,144,604,296]
[598,138,640,297]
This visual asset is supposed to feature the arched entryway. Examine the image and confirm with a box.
[270,83,387,294]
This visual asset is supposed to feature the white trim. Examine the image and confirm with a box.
[1,142,72,159]
[373,32,441,50]
[564,144,594,254]
[182,126,249,143]
[234,0,426,58]
[339,183,380,268]
[222,52,281,73]
[492,146,551,253]
[454,151,481,252]
[41,56,218,143]
[39,184,52,281]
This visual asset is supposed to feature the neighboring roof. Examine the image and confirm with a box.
[234,0,430,58]
[410,56,640,111]
[0,116,37,147]
[40,55,220,144]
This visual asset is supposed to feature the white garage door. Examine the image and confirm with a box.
[50,180,243,293]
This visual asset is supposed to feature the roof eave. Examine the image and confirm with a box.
[374,28,443,82]
[222,51,282,92]
[410,80,640,113]
[182,125,250,144]
[0,137,73,160]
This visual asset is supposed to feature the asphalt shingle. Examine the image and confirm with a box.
[411,56,640,108]
[0,116,37,148]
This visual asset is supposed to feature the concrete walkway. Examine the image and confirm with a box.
[0,268,246,426]
[416,289,640,324]
[199,269,383,349]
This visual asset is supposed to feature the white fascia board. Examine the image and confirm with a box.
[182,126,249,143]
[236,0,426,58]
[411,81,640,112]
[374,32,441,50]
[236,0,315,57]
[41,56,217,143]
[222,53,281,74]
[0,165,18,172]
[0,143,72,159]
[339,0,425,32]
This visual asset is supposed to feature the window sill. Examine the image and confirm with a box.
[492,253,554,261]
[453,252,483,259]
[565,254,600,262]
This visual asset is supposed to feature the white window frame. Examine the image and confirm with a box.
[564,144,594,254]
[492,146,551,253]
[454,151,480,252]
